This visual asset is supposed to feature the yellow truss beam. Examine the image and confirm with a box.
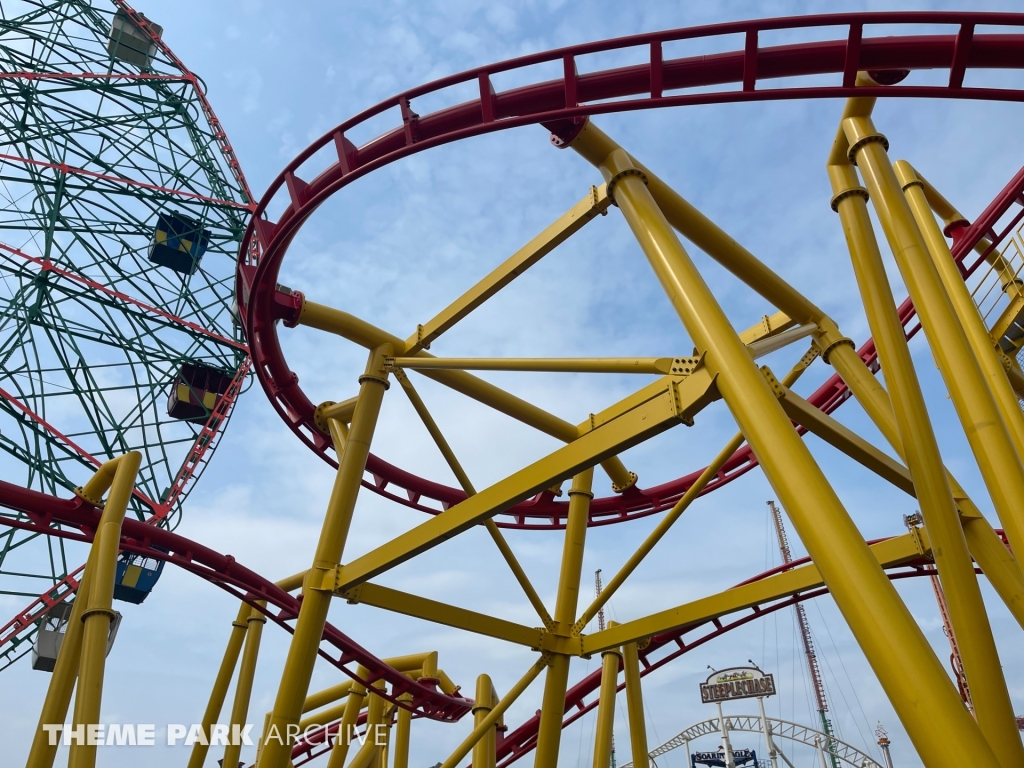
[334,365,719,591]
[580,531,927,655]
[337,581,548,650]
[761,367,915,495]
[387,356,686,375]
[405,185,612,354]
[298,298,638,490]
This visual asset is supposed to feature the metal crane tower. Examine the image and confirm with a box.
[768,500,840,768]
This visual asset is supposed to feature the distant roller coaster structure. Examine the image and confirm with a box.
[6,10,1024,768]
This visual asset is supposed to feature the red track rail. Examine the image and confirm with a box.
[0,0,262,663]
[284,537,968,766]
[237,12,1024,529]
[0,480,470,722]
[0,478,998,764]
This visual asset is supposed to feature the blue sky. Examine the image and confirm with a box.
[6,1,1024,766]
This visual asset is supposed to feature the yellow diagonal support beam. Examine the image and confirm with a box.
[337,582,543,648]
[388,356,683,375]
[405,185,611,354]
[393,368,553,627]
[298,298,638,491]
[580,531,927,655]
[335,367,719,591]
[760,367,915,496]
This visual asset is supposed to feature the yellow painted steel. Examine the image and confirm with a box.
[592,641,621,768]
[394,368,553,625]
[438,657,546,768]
[299,299,638,492]
[393,693,412,768]
[737,310,796,344]
[26,560,94,768]
[898,160,1024,463]
[405,184,611,354]
[962,516,1024,627]
[64,451,141,768]
[345,682,386,768]
[389,356,683,374]
[187,602,251,768]
[821,337,1024,630]
[149,64,1024,768]
[259,344,392,768]
[746,323,817,358]
[827,148,1021,765]
[573,350,817,634]
[914,169,1020,291]
[337,580,543,648]
[302,680,354,716]
[335,366,717,592]
[575,431,743,635]
[583,532,925,655]
[325,667,368,768]
[472,674,497,768]
[535,469,594,766]
[845,115,1024,584]
[222,604,267,768]
[768,372,914,495]
[565,120,996,766]
[621,640,649,768]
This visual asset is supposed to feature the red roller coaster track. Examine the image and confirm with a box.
[4,10,1024,765]
[236,11,1024,530]
[0,472,966,767]
[0,480,470,723]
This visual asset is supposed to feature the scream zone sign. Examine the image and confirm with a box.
[700,667,776,703]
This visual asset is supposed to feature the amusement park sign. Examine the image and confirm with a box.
[700,667,776,703]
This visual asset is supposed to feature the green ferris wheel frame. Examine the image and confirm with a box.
[0,0,253,669]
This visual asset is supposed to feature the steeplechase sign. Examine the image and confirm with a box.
[700,666,776,703]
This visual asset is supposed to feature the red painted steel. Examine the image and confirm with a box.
[0,0,260,663]
[0,480,471,722]
[284,542,956,766]
[113,0,256,208]
[238,12,1024,529]
[0,242,248,353]
[0,152,252,211]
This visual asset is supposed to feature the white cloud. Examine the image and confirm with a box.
[6,1,1024,766]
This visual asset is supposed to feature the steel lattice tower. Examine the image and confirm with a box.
[0,0,253,668]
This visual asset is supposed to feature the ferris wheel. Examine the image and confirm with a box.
[0,0,253,667]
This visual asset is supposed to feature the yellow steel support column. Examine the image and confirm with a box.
[592,640,621,768]
[346,682,386,768]
[826,158,1021,766]
[259,345,391,768]
[394,369,553,625]
[819,338,1024,630]
[898,160,1024,461]
[621,640,649,768]
[393,693,412,768]
[534,469,594,766]
[562,120,997,766]
[378,704,393,768]
[26,567,94,768]
[66,451,141,768]
[187,603,251,768]
[844,114,1024,581]
[222,604,267,768]
[439,657,546,768]
[325,667,369,768]
[472,674,497,768]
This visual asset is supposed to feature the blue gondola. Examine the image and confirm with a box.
[113,550,166,604]
[149,211,211,275]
